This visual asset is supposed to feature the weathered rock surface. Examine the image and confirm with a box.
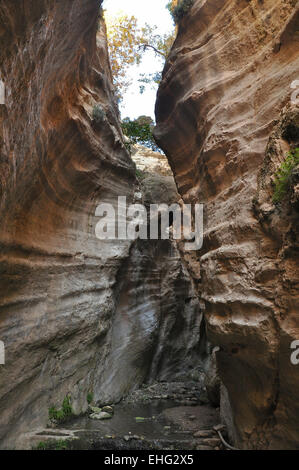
[89,411,112,420]
[132,144,173,177]
[0,1,203,449]
[0,0,135,449]
[96,148,203,402]
[155,0,299,449]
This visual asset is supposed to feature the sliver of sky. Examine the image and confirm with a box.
[102,0,174,120]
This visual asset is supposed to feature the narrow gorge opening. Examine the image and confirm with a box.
[71,0,222,451]
[0,0,298,453]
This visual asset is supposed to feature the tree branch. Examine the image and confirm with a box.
[139,44,166,58]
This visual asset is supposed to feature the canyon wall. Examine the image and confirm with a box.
[0,1,201,449]
[155,0,299,450]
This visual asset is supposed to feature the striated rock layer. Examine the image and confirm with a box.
[155,0,299,449]
[0,1,202,448]
[0,0,135,448]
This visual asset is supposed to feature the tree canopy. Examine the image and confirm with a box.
[104,12,175,99]
[121,116,160,152]
[167,0,194,24]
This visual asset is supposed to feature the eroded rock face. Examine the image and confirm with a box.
[155,0,299,449]
[0,1,203,449]
[91,146,203,404]
[0,0,135,448]
[132,144,173,176]
[129,147,203,386]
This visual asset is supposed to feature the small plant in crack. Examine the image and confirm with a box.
[87,392,93,405]
[48,395,74,424]
[36,441,47,450]
[135,169,147,180]
[55,439,69,450]
[92,104,106,124]
[273,147,299,203]
[34,439,69,451]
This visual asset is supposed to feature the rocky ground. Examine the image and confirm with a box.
[27,378,230,451]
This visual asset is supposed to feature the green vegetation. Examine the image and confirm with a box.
[35,439,69,451]
[138,71,162,94]
[135,169,147,180]
[48,396,74,424]
[55,440,69,450]
[167,0,194,24]
[135,416,145,422]
[273,148,299,203]
[105,12,175,99]
[36,441,47,450]
[92,104,105,124]
[121,115,160,152]
[87,392,93,405]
